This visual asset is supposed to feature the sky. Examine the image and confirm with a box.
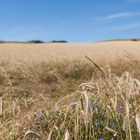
[0,0,140,42]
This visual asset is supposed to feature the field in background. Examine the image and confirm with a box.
[0,41,140,62]
[0,41,140,139]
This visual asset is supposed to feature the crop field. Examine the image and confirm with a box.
[0,41,140,140]
[0,41,140,62]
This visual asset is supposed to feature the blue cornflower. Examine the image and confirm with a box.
[92,102,98,109]
[36,113,44,118]
[99,138,104,140]
[71,102,77,109]
[101,116,107,121]
[118,107,123,113]
[109,120,116,128]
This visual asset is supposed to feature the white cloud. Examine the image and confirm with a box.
[99,22,140,32]
[86,12,140,25]
[104,12,140,19]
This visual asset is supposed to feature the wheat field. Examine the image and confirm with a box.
[0,41,140,62]
[0,41,140,140]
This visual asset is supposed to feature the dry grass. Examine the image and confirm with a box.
[0,41,140,62]
[0,41,140,139]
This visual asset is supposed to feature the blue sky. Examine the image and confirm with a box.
[0,0,140,42]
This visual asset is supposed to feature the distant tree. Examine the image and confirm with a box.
[132,39,138,41]
[28,40,44,43]
[51,40,68,43]
[0,40,5,43]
